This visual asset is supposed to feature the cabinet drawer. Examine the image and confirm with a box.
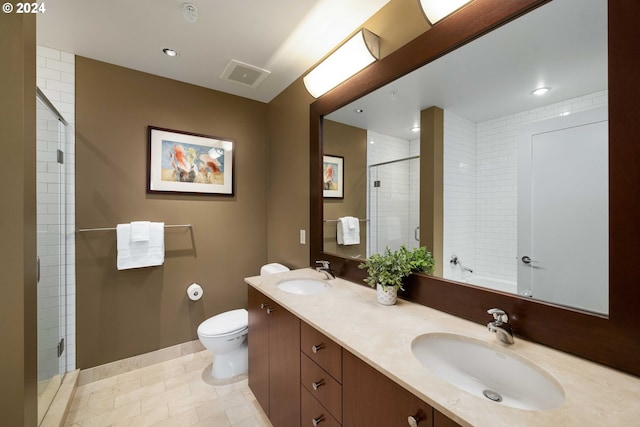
[301,321,342,382]
[301,353,342,422]
[301,385,341,427]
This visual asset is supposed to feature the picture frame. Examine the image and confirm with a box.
[323,154,344,199]
[147,126,235,196]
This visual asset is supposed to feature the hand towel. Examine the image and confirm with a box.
[130,221,150,242]
[337,216,360,245]
[116,222,165,270]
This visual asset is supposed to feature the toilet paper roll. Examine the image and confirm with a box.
[187,283,203,301]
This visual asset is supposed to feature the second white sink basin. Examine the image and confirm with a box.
[277,278,329,295]
[411,333,564,411]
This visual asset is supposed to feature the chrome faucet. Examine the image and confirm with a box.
[450,254,473,273]
[487,308,514,344]
[315,260,335,279]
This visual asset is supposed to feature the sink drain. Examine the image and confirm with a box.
[483,389,503,402]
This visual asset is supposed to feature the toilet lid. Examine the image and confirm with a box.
[198,308,248,337]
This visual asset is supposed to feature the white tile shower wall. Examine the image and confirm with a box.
[443,90,608,285]
[37,45,76,375]
[443,111,477,282]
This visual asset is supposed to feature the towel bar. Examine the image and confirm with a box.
[76,224,192,232]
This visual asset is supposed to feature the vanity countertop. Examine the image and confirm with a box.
[245,268,640,427]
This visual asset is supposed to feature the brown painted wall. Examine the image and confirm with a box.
[75,57,269,368]
[0,13,38,427]
[322,120,367,258]
[266,0,429,266]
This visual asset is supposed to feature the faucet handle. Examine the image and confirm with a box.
[316,260,330,269]
[487,308,509,323]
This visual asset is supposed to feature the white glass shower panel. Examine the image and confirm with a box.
[518,108,608,313]
[36,100,66,381]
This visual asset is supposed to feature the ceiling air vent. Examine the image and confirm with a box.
[220,60,271,89]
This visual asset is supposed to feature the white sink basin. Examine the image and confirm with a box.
[411,333,564,411]
[277,278,329,295]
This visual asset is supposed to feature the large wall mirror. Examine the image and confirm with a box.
[310,0,640,377]
[323,0,608,315]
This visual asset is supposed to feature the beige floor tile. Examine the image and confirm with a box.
[114,380,166,408]
[150,407,200,427]
[80,400,141,427]
[194,412,231,427]
[141,383,191,413]
[67,350,262,427]
[231,414,272,427]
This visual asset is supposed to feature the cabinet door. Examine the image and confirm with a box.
[248,287,270,415]
[268,299,301,427]
[343,350,433,427]
[434,410,463,427]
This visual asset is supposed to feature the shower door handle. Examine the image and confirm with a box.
[36,256,40,284]
[414,226,420,241]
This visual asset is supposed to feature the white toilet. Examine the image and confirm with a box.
[197,263,290,379]
[197,308,249,379]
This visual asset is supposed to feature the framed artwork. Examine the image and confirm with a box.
[147,126,235,196]
[323,154,344,199]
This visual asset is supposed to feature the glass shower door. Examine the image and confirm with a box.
[36,89,67,423]
[368,156,420,256]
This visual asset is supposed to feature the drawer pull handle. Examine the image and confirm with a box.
[408,414,421,427]
[311,343,325,353]
[266,307,278,314]
[312,415,325,426]
[311,379,325,390]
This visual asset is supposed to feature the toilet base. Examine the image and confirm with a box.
[210,341,248,379]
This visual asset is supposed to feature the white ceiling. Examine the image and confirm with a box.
[327,0,607,141]
[36,0,390,103]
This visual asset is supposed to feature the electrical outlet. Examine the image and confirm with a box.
[300,229,306,245]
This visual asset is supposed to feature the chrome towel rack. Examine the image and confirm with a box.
[76,224,192,233]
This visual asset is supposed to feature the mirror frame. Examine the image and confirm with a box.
[310,0,640,377]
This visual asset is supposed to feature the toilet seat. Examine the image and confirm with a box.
[197,308,248,337]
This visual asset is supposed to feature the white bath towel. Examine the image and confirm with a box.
[130,221,150,242]
[337,216,360,245]
[116,222,165,270]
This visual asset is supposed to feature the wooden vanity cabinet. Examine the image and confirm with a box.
[343,350,433,427]
[247,287,301,427]
[248,286,462,427]
[300,321,343,426]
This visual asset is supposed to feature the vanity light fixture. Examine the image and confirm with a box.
[531,86,551,96]
[303,29,380,98]
[418,0,473,25]
[162,48,178,57]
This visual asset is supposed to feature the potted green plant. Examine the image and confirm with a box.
[359,245,435,305]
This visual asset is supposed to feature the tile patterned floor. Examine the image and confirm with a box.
[64,350,272,427]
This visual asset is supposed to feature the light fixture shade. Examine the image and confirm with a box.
[418,0,473,25]
[303,29,380,99]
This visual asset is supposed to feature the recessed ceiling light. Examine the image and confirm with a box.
[531,87,550,96]
[369,140,375,144]
[560,111,571,117]
[411,126,421,132]
[162,48,178,57]
[354,109,364,113]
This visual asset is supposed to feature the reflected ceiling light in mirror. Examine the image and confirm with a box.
[531,86,551,96]
[162,48,178,57]
[418,0,473,25]
[303,29,380,98]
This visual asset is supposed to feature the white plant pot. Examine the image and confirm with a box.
[376,284,398,305]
